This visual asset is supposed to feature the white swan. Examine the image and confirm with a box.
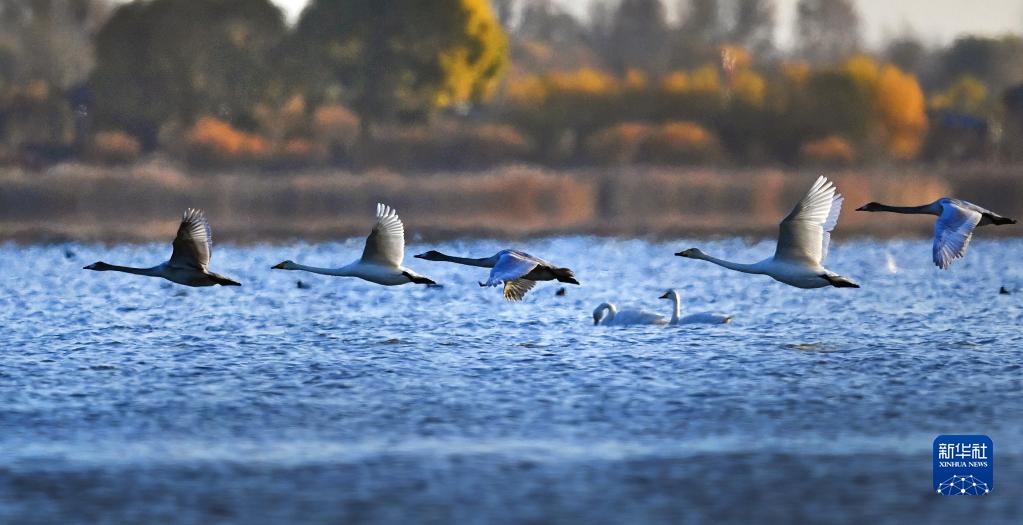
[414,249,578,301]
[676,176,859,289]
[658,289,732,324]
[856,198,1016,269]
[272,204,436,286]
[84,208,240,287]
[593,303,667,326]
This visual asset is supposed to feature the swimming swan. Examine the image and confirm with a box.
[414,249,578,301]
[593,303,667,326]
[856,198,1016,269]
[659,289,732,324]
[84,208,240,287]
[272,204,436,286]
[676,176,859,289]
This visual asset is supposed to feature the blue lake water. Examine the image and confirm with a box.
[1,237,1021,524]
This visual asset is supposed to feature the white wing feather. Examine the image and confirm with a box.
[933,201,981,269]
[483,252,539,286]
[361,203,405,267]
[775,176,843,265]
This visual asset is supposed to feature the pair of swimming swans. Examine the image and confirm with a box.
[85,204,579,300]
[593,289,732,326]
[676,176,1016,286]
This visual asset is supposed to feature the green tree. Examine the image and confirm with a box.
[292,0,508,138]
[90,0,286,147]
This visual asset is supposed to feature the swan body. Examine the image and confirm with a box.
[677,176,859,289]
[593,303,667,326]
[856,198,1016,269]
[659,289,732,325]
[414,249,578,301]
[84,208,240,287]
[272,204,436,286]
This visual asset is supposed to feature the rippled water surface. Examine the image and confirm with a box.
[1,237,1021,524]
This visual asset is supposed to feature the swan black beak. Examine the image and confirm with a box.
[855,204,868,211]
[271,262,286,269]
[674,252,686,257]
[478,281,486,287]
[413,253,425,259]
[659,292,671,299]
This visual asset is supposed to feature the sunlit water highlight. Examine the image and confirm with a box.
[1,237,1021,523]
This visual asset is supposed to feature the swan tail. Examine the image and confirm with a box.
[402,271,436,285]
[209,273,241,286]
[552,267,579,285]
[822,274,859,288]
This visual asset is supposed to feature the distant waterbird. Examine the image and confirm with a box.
[856,198,1016,269]
[676,176,859,289]
[593,302,666,326]
[272,203,436,286]
[83,208,240,287]
[414,249,578,301]
[659,289,732,325]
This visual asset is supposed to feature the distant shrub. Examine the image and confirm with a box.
[313,104,360,144]
[584,122,652,165]
[639,121,721,164]
[799,136,855,165]
[185,116,268,166]
[88,130,141,164]
[363,122,531,170]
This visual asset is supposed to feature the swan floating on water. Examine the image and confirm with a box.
[659,289,732,324]
[856,198,1016,269]
[84,208,240,287]
[272,203,436,286]
[593,302,667,326]
[414,249,578,301]
[676,176,859,289]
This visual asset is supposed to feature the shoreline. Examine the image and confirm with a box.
[2,161,1021,243]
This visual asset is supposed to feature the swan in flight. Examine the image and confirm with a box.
[593,303,667,326]
[659,289,732,324]
[414,249,578,301]
[84,208,240,287]
[856,198,1016,269]
[676,176,859,289]
[272,204,436,286]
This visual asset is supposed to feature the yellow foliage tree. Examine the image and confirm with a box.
[930,75,989,115]
[874,65,927,160]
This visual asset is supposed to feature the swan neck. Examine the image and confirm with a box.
[872,203,939,215]
[669,294,681,324]
[699,253,763,274]
[434,252,495,267]
[106,264,163,277]
[293,263,353,276]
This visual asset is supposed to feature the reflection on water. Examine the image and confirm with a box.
[1,237,1021,523]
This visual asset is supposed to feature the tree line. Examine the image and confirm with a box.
[1,0,1023,170]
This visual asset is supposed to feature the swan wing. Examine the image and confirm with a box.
[503,279,537,301]
[933,200,981,269]
[775,176,842,265]
[612,309,668,325]
[361,203,405,267]
[169,208,212,269]
[487,252,540,284]
[679,313,733,324]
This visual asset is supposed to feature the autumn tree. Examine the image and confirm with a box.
[293,0,508,138]
[90,0,286,147]
[794,0,861,64]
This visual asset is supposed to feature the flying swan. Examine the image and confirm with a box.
[272,204,436,286]
[414,249,578,301]
[592,302,667,326]
[84,208,240,287]
[659,289,732,324]
[676,176,859,289]
[856,198,1016,269]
